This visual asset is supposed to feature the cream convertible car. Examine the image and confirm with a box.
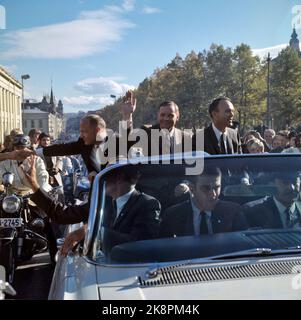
[49,153,301,300]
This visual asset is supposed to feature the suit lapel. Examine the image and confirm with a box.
[266,197,283,228]
[184,201,195,235]
[211,202,226,233]
[208,125,221,154]
[113,190,140,227]
[225,132,234,154]
[84,145,94,172]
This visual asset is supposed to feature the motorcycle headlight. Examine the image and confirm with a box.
[2,195,21,213]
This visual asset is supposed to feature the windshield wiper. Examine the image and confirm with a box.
[204,247,301,260]
[144,247,301,280]
[286,245,301,250]
[209,248,273,260]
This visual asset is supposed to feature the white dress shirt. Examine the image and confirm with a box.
[101,188,135,241]
[115,188,135,221]
[212,124,228,154]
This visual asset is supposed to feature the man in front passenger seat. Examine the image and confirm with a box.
[243,172,301,229]
[159,167,248,237]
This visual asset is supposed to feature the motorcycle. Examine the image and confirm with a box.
[0,172,49,283]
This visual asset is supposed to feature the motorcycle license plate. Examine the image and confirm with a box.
[0,218,22,228]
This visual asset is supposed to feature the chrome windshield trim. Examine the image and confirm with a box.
[83,173,101,255]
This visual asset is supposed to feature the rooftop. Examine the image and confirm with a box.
[0,66,22,88]
[22,108,49,114]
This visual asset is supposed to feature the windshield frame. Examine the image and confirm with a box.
[84,153,301,265]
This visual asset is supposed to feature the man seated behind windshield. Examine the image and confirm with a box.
[243,172,301,229]
[22,160,161,256]
[101,167,161,254]
[160,167,248,238]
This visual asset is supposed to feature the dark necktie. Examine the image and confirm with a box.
[220,134,227,154]
[170,135,175,154]
[200,211,209,235]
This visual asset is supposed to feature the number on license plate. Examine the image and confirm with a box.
[0,218,22,228]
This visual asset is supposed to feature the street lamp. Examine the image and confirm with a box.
[110,94,117,103]
[21,74,30,109]
[266,53,271,128]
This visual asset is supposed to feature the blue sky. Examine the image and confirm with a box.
[0,0,300,113]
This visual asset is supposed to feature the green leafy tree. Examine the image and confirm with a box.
[270,47,301,130]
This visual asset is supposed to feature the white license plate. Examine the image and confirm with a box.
[0,218,22,228]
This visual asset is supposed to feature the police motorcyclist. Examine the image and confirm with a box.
[0,134,57,263]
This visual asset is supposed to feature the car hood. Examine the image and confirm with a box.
[97,264,301,300]
[99,274,300,300]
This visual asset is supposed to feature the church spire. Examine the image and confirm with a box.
[290,27,300,54]
[50,79,54,105]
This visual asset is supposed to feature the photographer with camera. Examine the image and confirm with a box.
[38,133,64,199]
[38,133,65,239]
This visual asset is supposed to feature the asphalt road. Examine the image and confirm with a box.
[9,252,54,300]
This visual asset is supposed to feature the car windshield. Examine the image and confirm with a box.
[89,154,301,265]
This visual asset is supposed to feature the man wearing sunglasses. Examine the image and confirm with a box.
[160,167,248,237]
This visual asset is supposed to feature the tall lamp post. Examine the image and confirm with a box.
[21,74,30,109]
[266,53,271,128]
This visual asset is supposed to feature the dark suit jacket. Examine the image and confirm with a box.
[202,124,242,155]
[243,196,286,229]
[103,189,161,254]
[41,135,129,173]
[41,138,96,173]
[31,188,90,224]
[159,199,248,238]
[31,188,161,253]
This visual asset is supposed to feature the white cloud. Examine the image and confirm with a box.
[74,76,135,96]
[0,2,135,60]
[142,6,161,14]
[252,44,288,60]
[122,0,135,12]
[63,75,136,109]
[63,95,114,107]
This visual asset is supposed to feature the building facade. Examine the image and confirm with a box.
[22,108,63,140]
[0,67,22,144]
[22,88,64,140]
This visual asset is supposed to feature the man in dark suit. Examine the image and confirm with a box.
[160,167,248,237]
[23,157,161,256]
[18,114,108,176]
[18,104,133,177]
[122,92,193,156]
[202,97,242,155]
[243,173,301,229]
